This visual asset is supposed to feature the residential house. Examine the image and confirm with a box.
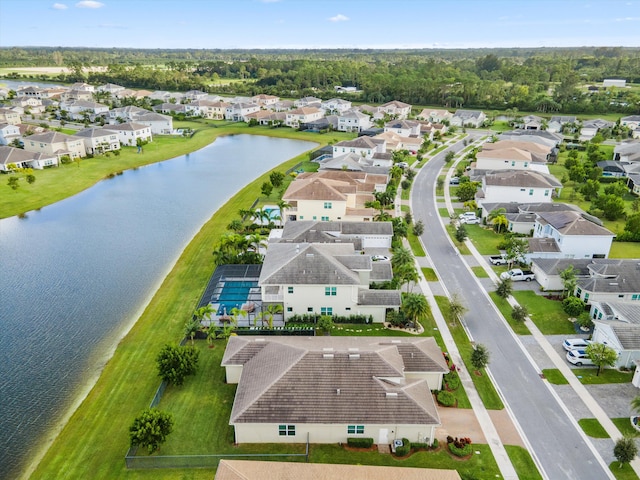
[498,130,563,150]
[97,83,125,94]
[332,136,385,159]
[337,109,372,133]
[149,90,183,103]
[272,220,394,250]
[113,89,153,101]
[300,115,338,132]
[614,141,640,162]
[256,111,287,127]
[225,103,260,122]
[574,260,640,305]
[531,211,615,260]
[183,99,228,119]
[59,100,109,121]
[580,119,614,140]
[153,103,188,115]
[285,107,324,128]
[520,115,544,130]
[103,122,152,146]
[134,112,173,134]
[0,108,21,125]
[383,119,421,137]
[294,96,322,108]
[597,160,628,178]
[416,108,453,123]
[476,141,551,174]
[378,100,412,120]
[373,131,422,152]
[222,336,445,444]
[183,90,208,102]
[320,98,352,114]
[479,170,562,205]
[0,123,21,145]
[282,170,388,223]
[621,115,640,138]
[74,127,121,154]
[215,460,462,480]
[251,94,280,108]
[12,96,45,114]
[23,131,86,159]
[0,145,58,171]
[530,258,593,291]
[334,86,360,94]
[451,110,486,128]
[16,86,47,99]
[108,105,148,123]
[589,302,640,368]
[271,100,295,112]
[318,152,392,175]
[547,116,577,134]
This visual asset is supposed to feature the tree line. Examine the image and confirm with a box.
[2,47,640,114]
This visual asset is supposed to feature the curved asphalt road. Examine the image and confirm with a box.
[412,136,611,479]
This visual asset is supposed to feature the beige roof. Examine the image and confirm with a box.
[223,336,445,426]
[26,131,80,143]
[283,171,387,202]
[216,460,462,480]
[288,107,322,115]
[477,147,533,162]
[485,170,562,188]
[482,140,551,156]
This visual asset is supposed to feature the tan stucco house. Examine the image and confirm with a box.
[222,336,446,445]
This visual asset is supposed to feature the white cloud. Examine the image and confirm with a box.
[329,14,349,22]
[53,3,68,9]
[76,1,104,8]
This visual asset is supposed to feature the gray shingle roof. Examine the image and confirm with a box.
[531,258,594,276]
[536,211,614,237]
[485,170,562,188]
[610,323,640,349]
[358,288,401,306]
[224,336,444,425]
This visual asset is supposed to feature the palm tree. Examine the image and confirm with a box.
[193,304,214,326]
[374,211,392,222]
[261,304,283,329]
[391,246,413,270]
[394,262,419,292]
[229,307,247,327]
[402,293,431,327]
[184,318,201,346]
[447,294,467,326]
[630,396,640,414]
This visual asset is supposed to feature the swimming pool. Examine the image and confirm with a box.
[214,280,258,315]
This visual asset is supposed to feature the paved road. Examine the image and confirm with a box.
[412,136,612,479]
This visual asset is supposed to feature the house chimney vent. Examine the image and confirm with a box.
[336,388,341,395]
[386,392,398,398]
[349,353,360,359]
[323,353,334,359]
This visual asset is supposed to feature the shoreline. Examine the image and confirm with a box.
[20,134,325,479]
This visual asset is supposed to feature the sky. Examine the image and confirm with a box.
[0,0,639,50]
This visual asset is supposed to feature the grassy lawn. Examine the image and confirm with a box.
[421,267,438,281]
[610,242,640,259]
[578,418,610,438]
[26,133,329,480]
[401,204,410,212]
[465,224,504,254]
[310,443,499,477]
[572,368,635,384]
[541,368,569,385]
[434,296,504,410]
[511,291,575,335]
[0,122,353,219]
[612,418,639,438]
[407,232,426,257]
[610,462,640,480]
[445,225,471,255]
[504,445,544,480]
[471,266,489,278]
[401,186,411,200]
[489,292,531,335]
[438,207,450,217]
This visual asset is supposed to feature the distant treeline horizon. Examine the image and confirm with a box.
[2,46,640,115]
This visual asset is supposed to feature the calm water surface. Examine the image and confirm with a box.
[0,135,316,479]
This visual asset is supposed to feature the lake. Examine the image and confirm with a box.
[0,134,316,479]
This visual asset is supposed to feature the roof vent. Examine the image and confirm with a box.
[386,392,398,398]
[323,353,334,359]
[349,353,360,359]
[610,282,619,286]
[336,388,341,395]
[323,347,334,352]
[348,347,359,352]
[255,338,265,342]
[391,340,401,344]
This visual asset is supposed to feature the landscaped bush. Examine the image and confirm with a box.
[562,296,586,316]
[347,437,373,448]
[395,438,411,456]
[437,390,455,407]
[410,441,430,450]
[447,436,472,457]
[444,371,461,391]
[286,313,373,325]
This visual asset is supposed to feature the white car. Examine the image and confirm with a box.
[566,349,594,366]
[562,338,592,351]
[372,255,389,262]
[459,212,480,224]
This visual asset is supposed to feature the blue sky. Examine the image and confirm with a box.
[1,0,639,49]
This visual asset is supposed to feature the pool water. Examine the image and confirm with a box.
[215,280,257,315]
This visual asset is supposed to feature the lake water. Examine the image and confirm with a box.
[0,134,316,479]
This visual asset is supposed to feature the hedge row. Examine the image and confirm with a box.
[347,437,373,448]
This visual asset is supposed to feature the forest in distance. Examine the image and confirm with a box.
[2,46,640,115]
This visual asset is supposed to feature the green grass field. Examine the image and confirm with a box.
[489,292,531,335]
[421,267,438,281]
[511,291,575,335]
[578,418,610,438]
[504,445,544,480]
[541,368,569,385]
[572,368,635,384]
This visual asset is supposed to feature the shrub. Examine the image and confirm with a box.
[437,390,455,407]
[511,305,528,322]
[347,437,373,448]
[432,438,439,449]
[444,371,461,391]
[563,296,586,317]
[447,436,473,457]
[395,438,411,456]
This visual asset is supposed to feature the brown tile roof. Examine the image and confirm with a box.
[216,459,462,480]
[224,336,444,426]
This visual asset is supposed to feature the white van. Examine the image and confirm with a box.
[458,212,480,224]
